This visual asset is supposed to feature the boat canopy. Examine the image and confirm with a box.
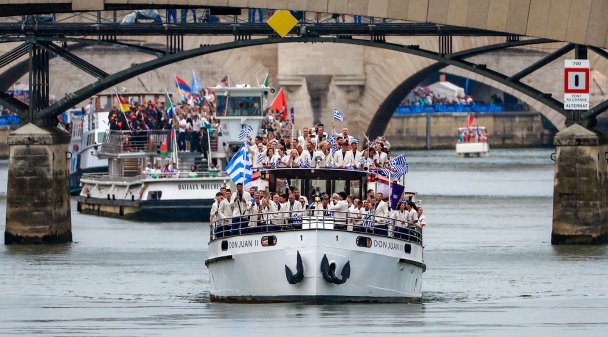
[266,168,370,201]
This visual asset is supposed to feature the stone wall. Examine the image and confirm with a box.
[0,127,10,159]
[384,112,552,149]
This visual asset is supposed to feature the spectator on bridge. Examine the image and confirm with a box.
[354,15,362,24]
[181,8,196,23]
[166,9,177,23]
[249,8,264,23]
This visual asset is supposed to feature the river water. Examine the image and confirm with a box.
[1,149,607,336]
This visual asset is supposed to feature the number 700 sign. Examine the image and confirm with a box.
[564,59,590,110]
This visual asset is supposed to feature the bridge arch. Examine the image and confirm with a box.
[35,36,573,137]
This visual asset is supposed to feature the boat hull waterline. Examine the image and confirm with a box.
[206,230,425,303]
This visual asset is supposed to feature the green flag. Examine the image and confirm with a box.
[263,74,269,88]
[164,90,175,119]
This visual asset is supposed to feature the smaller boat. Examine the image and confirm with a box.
[456,115,489,157]
[68,102,109,195]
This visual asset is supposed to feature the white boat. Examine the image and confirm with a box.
[206,168,425,303]
[68,107,110,194]
[456,126,489,157]
[76,129,228,221]
[75,86,274,221]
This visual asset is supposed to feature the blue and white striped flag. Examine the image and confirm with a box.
[226,143,252,185]
[333,108,344,122]
[377,154,409,179]
[327,134,338,153]
[351,138,359,145]
[300,161,311,168]
[238,125,253,140]
[389,154,408,179]
[362,214,374,227]
[256,153,264,164]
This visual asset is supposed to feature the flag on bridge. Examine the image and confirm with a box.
[226,143,252,185]
[333,108,344,122]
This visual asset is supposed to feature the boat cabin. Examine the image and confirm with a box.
[266,168,369,201]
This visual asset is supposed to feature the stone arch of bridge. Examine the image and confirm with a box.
[31,36,588,131]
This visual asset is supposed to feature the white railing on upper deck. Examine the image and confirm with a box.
[210,210,422,245]
[98,130,172,156]
[81,171,227,182]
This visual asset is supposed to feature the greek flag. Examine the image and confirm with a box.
[362,214,374,227]
[389,154,408,179]
[256,153,264,164]
[333,108,344,122]
[238,125,253,140]
[300,161,311,168]
[327,134,338,153]
[351,138,359,145]
[377,154,408,179]
[226,143,252,185]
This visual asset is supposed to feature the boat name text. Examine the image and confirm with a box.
[178,183,224,190]
[373,239,402,251]
[228,239,259,249]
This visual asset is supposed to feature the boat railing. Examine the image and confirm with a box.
[210,210,422,245]
[98,130,172,156]
[82,171,227,182]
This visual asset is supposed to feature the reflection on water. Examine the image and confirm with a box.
[1,150,608,336]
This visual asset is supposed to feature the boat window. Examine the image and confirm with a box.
[356,236,372,248]
[87,133,95,146]
[221,240,228,251]
[97,132,106,144]
[332,180,347,194]
[226,96,262,117]
[350,180,361,199]
[216,95,226,115]
[404,244,412,254]
[261,236,277,247]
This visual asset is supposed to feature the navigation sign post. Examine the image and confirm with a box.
[564,59,590,110]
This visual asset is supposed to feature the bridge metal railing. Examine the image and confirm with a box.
[210,210,423,245]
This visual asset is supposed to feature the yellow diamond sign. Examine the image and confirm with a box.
[267,10,298,38]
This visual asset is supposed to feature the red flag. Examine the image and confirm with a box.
[271,87,288,120]
[467,115,475,128]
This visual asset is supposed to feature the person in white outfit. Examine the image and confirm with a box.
[332,142,355,168]
[329,192,349,230]
[230,183,252,235]
[373,192,390,236]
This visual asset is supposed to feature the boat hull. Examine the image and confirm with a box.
[456,142,490,157]
[76,196,213,221]
[206,230,425,303]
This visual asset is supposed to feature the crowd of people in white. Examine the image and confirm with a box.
[210,182,425,240]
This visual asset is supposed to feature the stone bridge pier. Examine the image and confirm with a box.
[4,123,72,244]
[552,125,608,244]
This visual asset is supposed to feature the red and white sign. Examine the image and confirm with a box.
[564,59,590,110]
